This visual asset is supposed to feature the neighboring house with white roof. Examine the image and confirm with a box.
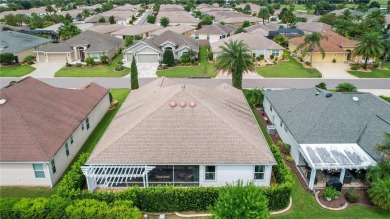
[123,30,198,63]
[82,78,276,191]
[193,23,236,43]
[0,31,52,61]
[263,88,390,190]
[0,77,110,187]
[111,24,162,39]
[210,32,284,60]
[35,30,123,63]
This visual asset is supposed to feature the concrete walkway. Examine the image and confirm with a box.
[123,62,158,78]
[312,63,357,79]
[28,62,64,78]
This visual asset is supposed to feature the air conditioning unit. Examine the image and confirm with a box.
[266,125,276,134]
[291,53,296,57]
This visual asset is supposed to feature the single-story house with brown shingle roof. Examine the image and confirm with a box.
[192,23,236,43]
[210,32,284,60]
[82,78,276,191]
[123,30,198,63]
[35,30,124,63]
[296,22,331,34]
[289,30,361,63]
[0,77,110,187]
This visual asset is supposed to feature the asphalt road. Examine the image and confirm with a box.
[1,77,389,90]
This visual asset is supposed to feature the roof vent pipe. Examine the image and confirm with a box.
[0,99,7,105]
[352,97,359,102]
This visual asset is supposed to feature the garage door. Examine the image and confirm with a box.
[138,54,158,63]
[48,53,67,63]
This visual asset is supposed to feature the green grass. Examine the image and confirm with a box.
[157,46,217,78]
[256,52,322,78]
[0,65,35,77]
[55,54,130,77]
[0,89,130,199]
[348,62,390,78]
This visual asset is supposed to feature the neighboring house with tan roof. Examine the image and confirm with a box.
[35,30,124,63]
[39,22,94,33]
[210,32,284,60]
[0,77,110,187]
[289,30,361,63]
[123,30,198,63]
[296,22,331,34]
[235,3,262,15]
[82,78,276,191]
[244,23,279,36]
[87,24,127,34]
[150,25,196,37]
[110,24,162,39]
[157,4,199,26]
[193,23,236,43]
[85,5,138,25]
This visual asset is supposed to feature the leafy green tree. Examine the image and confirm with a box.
[274,35,288,47]
[13,198,49,219]
[98,16,106,23]
[242,20,251,28]
[335,82,357,92]
[215,40,254,89]
[130,56,139,90]
[368,178,390,210]
[266,4,275,16]
[366,9,385,25]
[383,39,390,61]
[295,32,327,65]
[82,9,90,19]
[163,49,175,67]
[356,3,368,12]
[58,21,81,40]
[3,14,18,26]
[305,2,313,12]
[147,15,156,24]
[315,82,327,90]
[45,5,55,14]
[15,14,26,26]
[108,15,116,24]
[340,9,353,21]
[46,197,72,219]
[125,36,133,47]
[258,7,270,24]
[160,16,170,27]
[369,1,381,8]
[0,53,16,64]
[334,19,353,37]
[64,13,73,23]
[318,13,337,26]
[376,132,390,159]
[76,13,83,21]
[354,32,384,69]
[212,180,269,219]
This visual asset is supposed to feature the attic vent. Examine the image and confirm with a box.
[179,101,186,107]
[0,99,6,105]
[189,101,197,108]
[352,96,359,102]
[315,91,320,96]
[325,93,332,98]
[170,101,177,108]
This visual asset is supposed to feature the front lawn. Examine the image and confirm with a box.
[0,88,130,199]
[55,54,130,77]
[157,46,217,78]
[0,65,35,77]
[256,51,322,78]
[348,62,390,78]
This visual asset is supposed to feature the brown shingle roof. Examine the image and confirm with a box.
[87,78,276,165]
[289,30,357,53]
[0,77,108,162]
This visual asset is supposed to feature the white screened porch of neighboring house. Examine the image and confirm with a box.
[297,143,376,190]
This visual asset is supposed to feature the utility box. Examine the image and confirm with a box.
[266,125,276,134]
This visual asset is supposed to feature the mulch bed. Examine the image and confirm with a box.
[317,189,373,208]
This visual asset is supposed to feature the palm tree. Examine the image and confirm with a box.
[366,9,385,25]
[376,132,390,158]
[367,178,390,210]
[215,40,255,89]
[295,32,327,65]
[366,161,390,182]
[341,9,352,20]
[382,39,390,62]
[258,8,270,24]
[334,19,353,37]
[58,22,81,40]
[335,82,357,92]
[354,32,384,69]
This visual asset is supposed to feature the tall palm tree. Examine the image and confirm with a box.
[341,9,352,20]
[382,39,390,61]
[368,178,390,210]
[366,161,390,182]
[334,19,353,37]
[366,9,385,25]
[215,40,255,89]
[354,32,384,69]
[58,22,81,40]
[376,132,390,158]
[295,32,327,65]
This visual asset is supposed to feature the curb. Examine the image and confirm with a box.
[314,191,348,211]
[270,196,293,215]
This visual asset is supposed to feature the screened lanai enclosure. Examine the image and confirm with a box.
[82,165,200,191]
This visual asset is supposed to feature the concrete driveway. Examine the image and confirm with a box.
[312,63,357,79]
[29,62,65,78]
[123,62,158,78]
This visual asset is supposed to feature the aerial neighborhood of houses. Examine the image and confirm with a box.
[0,0,389,218]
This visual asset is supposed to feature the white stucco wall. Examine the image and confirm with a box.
[194,34,223,44]
[263,96,300,164]
[0,163,51,186]
[199,164,273,187]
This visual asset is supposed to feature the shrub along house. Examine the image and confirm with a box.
[263,88,389,190]
[123,30,198,64]
[35,30,124,64]
[0,77,110,187]
[82,78,276,191]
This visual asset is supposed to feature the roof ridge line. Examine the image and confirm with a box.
[3,87,50,160]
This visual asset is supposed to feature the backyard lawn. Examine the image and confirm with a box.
[348,62,390,78]
[0,65,35,77]
[55,55,130,77]
[256,52,322,78]
[157,46,217,78]
[0,88,130,199]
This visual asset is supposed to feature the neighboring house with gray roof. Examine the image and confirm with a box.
[296,22,331,34]
[110,24,162,39]
[193,23,236,43]
[210,32,284,60]
[35,30,124,63]
[123,30,198,63]
[82,78,276,191]
[0,31,51,61]
[263,88,390,189]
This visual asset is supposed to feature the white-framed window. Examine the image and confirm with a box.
[65,143,69,156]
[280,120,283,127]
[81,123,84,130]
[205,166,216,180]
[86,117,90,130]
[207,35,210,40]
[51,159,56,174]
[92,53,99,60]
[254,165,265,180]
[70,136,74,144]
[195,34,199,39]
[33,164,45,178]
[271,50,280,57]
[270,105,273,112]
